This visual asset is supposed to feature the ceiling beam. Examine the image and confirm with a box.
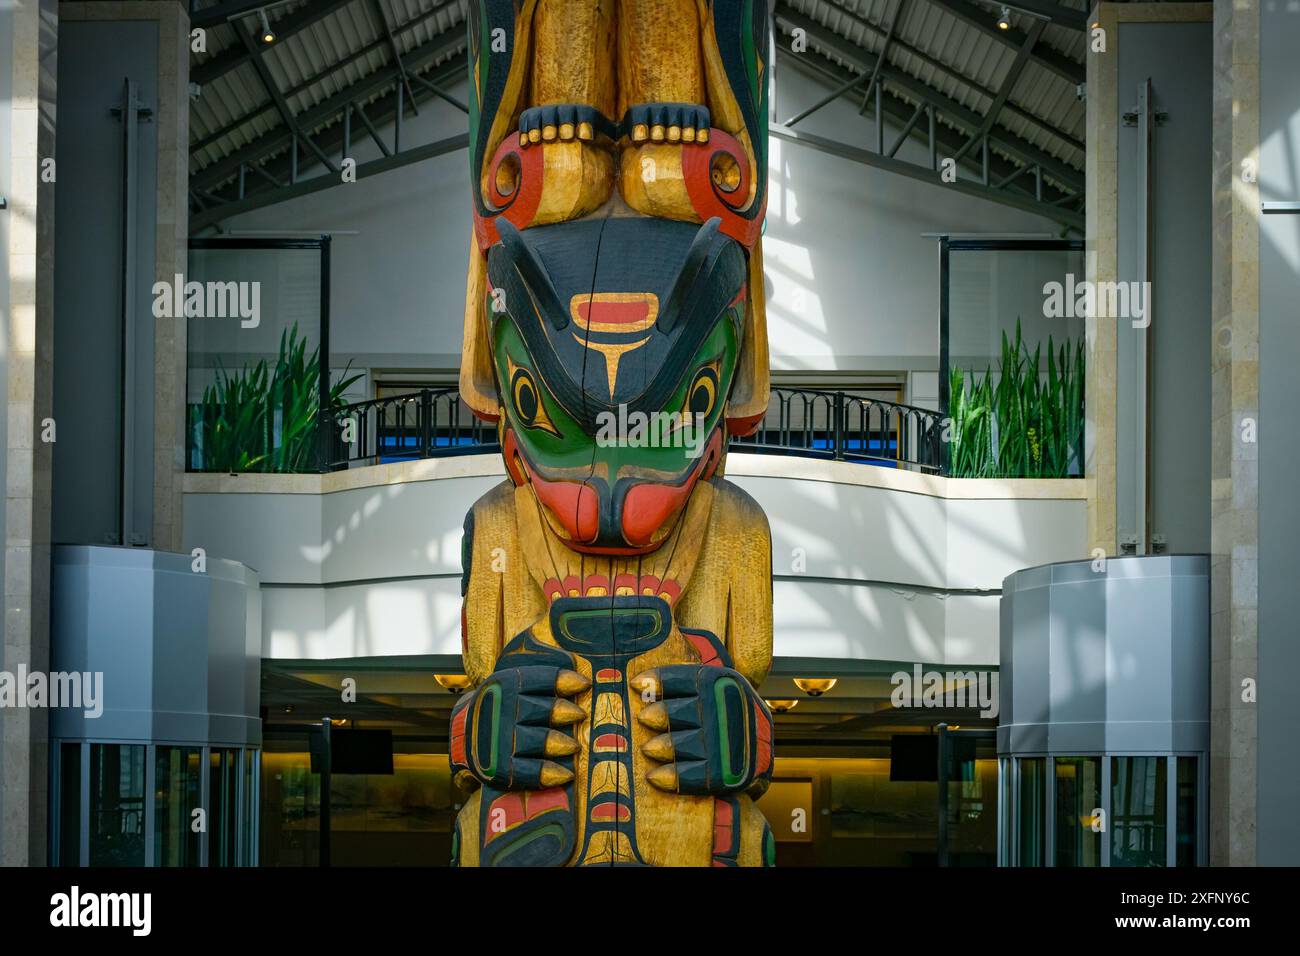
[189,25,465,193]
[191,0,355,86]
[775,6,1083,193]
[1001,0,1089,31]
[192,2,460,156]
[191,132,468,231]
[237,26,340,176]
[951,18,1045,164]
[770,125,1081,230]
[818,0,1082,152]
[191,0,291,30]
[857,0,909,114]
[238,52,467,200]
[369,0,419,119]
[777,47,1079,222]
[920,0,1083,85]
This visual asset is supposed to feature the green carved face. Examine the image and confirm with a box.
[484,214,750,554]
[492,299,742,554]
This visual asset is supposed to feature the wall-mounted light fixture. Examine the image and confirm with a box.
[435,674,473,695]
[765,699,800,714]
[792,678,837,697]
[997,6,1012,31]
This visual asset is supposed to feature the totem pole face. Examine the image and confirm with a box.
[459,0,772,557]
[487,216,747,554]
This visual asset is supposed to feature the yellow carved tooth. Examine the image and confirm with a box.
[542,124,557,141]
[647,764,679,792]
[698,128,710,144]
[682,127,697,143]
[518,130,529,147]
[577,121,594,141]
[528,127,541,144]
[559,122,575,140]
[556,669,592,696]
[539,761,574,787]
[642,733,674,762]
[638,701,669,731]
[550,699,585,726]
[544,730,579,757]
[650,124,665,142]
[667,125,681,143]
[631,123,649,142]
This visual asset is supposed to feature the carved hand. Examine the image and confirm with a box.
[449,662,589,791]
[631,664,774,796]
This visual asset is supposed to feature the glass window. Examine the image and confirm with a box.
[261,748,321,867]
[1016,757,1046,866]
[1111,756,1168,867]
[209,748,239,866]
[186,243,332,474]
[1054,756,1101,866]
[89,744,146,866]
[155,747,202,866]
[244,749,259,866]
[943,734,998,866]
[1176,756,1198,867]
[59,743,82,867]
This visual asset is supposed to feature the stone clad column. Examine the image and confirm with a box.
[1,0,57,867]
[1209,0,1258,867]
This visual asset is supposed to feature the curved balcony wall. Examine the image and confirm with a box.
[997,555,1210,867]
[181,453,1088,669]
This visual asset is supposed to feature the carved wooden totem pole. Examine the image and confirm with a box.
[452,0,775,866]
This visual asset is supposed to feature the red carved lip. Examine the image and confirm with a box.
[502,427,724,556]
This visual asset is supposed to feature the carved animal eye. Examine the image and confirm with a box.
[685,367,719,420]
[510,367,560,436]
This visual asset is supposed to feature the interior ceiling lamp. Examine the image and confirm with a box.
[792,677,837,697]
[434,674,473,695]
[997,6,1012,31]
[259,8,276,44]
[765,699,800,714]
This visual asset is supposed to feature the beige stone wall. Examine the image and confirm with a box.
[1084,4,1118,557]
[1209,0,1258,868]
[2,0,56,867]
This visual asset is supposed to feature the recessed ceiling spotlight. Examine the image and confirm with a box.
[997,6,1012,31]
[259,9,276,44]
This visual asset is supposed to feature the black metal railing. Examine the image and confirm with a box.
[324,388,498,468]
[731,387,945,472]
[323,386,944,473]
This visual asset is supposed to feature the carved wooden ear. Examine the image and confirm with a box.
[726,243,770,437]
[460,237,501,423]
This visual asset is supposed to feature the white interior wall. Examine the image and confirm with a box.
[217,70,1064,411]
[182,454,1087,664]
